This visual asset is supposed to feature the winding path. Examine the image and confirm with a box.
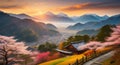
[83,51,115,65]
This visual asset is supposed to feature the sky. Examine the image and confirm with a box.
[0,0,120,17]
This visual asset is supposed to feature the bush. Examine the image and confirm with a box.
[38,42,57,52]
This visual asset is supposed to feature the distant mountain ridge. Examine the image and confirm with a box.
[76,29,99,36]
[39,12,74,22]
[67,14,120,30]
[0,11,61,43]
[9,12,109,24]
[71,14,109,23]
[38,12,109,23]
[9,13,33,19]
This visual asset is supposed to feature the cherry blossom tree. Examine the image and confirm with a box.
[0,35,31,65]
[78,25,120,50]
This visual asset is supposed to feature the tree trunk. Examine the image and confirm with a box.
[4,51,8,65]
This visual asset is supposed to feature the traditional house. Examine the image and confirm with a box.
[56,41,88,55]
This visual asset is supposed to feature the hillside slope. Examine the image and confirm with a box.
[0,11,61,43]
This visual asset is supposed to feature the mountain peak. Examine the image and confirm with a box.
[74,23,83,26]
[112,14,120,17]
[103,15,109,18]
[57,12,68,17]
[9,13,32,19]
[0,10,6,14]
[0,10,4,13]
[45,11,54,16]
[0,11,9,16]
[18,13,29,16]
[84,14,96,15]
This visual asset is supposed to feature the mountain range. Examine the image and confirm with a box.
[67,14,120,30]
[36,12,109,23]
[71,14,109,23]
[9,13,32,19]
[38,12,74,23]
[0,11,60,43]
[9,12,109,24]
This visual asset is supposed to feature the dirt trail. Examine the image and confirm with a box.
[83,51,114,65]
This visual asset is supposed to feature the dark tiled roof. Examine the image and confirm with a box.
[72,41,85,50]
[65,41,85,51]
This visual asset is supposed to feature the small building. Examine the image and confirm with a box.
[56,41,88,55]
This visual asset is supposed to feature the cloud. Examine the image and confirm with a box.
[60,2,120,11]
[60,2,98,11]
[0,5,23,9]
[0,0,27,9]
[0,0,44,9]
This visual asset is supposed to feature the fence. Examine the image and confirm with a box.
[69,47,114,65]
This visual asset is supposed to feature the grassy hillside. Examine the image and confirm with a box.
[39,54,84,65]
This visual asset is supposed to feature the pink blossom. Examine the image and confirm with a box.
[35,52,50,62]
[77,25,120,50]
